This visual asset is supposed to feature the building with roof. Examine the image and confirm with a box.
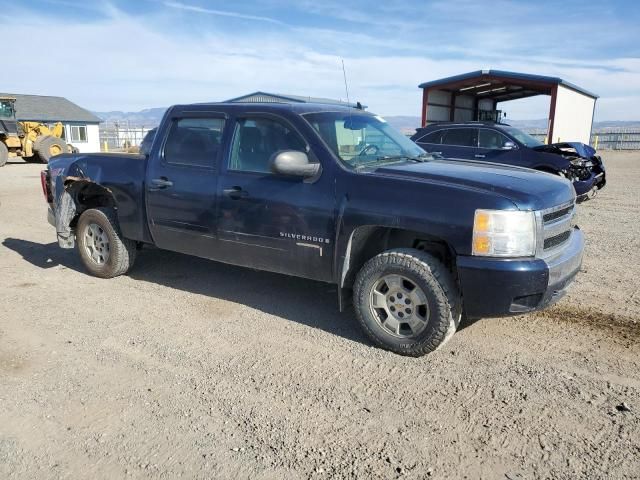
[225,91,366,109]
[418,70,598,144]
[0,93,102,153]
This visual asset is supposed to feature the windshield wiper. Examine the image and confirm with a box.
[353,154,427,170]
[419,151,443,159]
[376,155,426,163]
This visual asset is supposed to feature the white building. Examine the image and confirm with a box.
[1,93,101,153]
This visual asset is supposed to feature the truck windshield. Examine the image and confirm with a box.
[303,111,429,168]
[501,126,544,147]
[0,100,15,119]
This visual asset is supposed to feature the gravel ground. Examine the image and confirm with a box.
[0,152,638,479]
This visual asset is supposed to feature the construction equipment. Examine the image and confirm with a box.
[0,96,69,167]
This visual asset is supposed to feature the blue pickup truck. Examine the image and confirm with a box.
[41,102,584,356]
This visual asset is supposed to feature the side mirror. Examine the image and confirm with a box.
[502,141,516,150]
[270,150,321,178]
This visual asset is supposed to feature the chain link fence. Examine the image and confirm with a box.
[99,121,155,152]
[526,128,640,150]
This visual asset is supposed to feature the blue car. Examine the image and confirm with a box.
[411,122,606,200]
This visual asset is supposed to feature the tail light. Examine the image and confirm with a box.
[40,170,52,203]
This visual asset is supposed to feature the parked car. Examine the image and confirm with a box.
[411,122,606,200]
[41,103,584,356]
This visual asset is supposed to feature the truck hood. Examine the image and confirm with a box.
[374,159,575,211]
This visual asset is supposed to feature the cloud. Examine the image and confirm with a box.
[163,1,285,25]
[0,1,638,120]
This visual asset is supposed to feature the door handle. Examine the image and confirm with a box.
[223,186,249,199]
[474,154,486,159]
[151,177,173,188]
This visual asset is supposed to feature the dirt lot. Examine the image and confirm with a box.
[1,152,639,479]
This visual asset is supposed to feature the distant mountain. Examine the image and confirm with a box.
[92,108,640,132]
[593,120,640,129]
[509,119,640,130]
[383,116,421,133]
[93,107,166,126]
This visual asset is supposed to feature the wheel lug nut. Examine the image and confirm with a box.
[405,299,411,305]
[397,293,403,299]
[390,296,395,302]
[390,306,396,312]
[398,312,404,318]
[405,308,412,314]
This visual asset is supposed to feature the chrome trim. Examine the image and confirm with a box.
[544,216,574,238]
[536,200,576,259]
[547,228,584,285]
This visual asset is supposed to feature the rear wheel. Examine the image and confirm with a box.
[0,142,8,167]
[76,208,137,278]
[353,248,461,356]
[34,135,67,163]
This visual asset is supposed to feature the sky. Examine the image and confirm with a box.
[1,0,639,120]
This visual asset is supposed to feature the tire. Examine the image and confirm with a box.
[76,208,137,278]
[34,135,67,163]
[353,248,461,357]
[65,143,79,154]
[0,142,8,167]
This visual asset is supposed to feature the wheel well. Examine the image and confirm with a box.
[65,180,116,227]
[341,227,456,290]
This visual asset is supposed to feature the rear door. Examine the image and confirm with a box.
[440,127,478,160]
[215,114,335,282]
[145,113,226,258]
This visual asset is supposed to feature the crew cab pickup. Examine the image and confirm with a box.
[41,102,585,356]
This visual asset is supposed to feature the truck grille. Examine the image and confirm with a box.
[543,205,573,223]
[538,201,575,256]
[544,230,571,249]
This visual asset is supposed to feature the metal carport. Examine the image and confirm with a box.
[418,70,598,144]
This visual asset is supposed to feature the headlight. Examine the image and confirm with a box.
[472,209,536,257]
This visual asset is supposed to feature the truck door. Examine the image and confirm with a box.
[145,114,226,258]
[216,115,334,282]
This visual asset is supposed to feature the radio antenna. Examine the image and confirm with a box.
[341,58,357,150]
[341,59,351,106]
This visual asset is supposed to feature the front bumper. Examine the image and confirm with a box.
[572,157,606,198]
[456,227,584,318]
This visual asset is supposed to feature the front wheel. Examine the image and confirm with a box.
[76,208,137,278]
[353,249,461,356]
[0,142,8,167]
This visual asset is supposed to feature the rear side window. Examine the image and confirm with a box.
[479,129,510,149]
[228,117,307,174]
[164,118,225,168]
[417,130,444,144]
[442,128,477,147]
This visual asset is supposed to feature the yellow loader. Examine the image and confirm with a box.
[0,96,71,167]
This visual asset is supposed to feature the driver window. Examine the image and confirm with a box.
[333,119,403,163]
[479,129,509,150]
[229,117,308,174]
